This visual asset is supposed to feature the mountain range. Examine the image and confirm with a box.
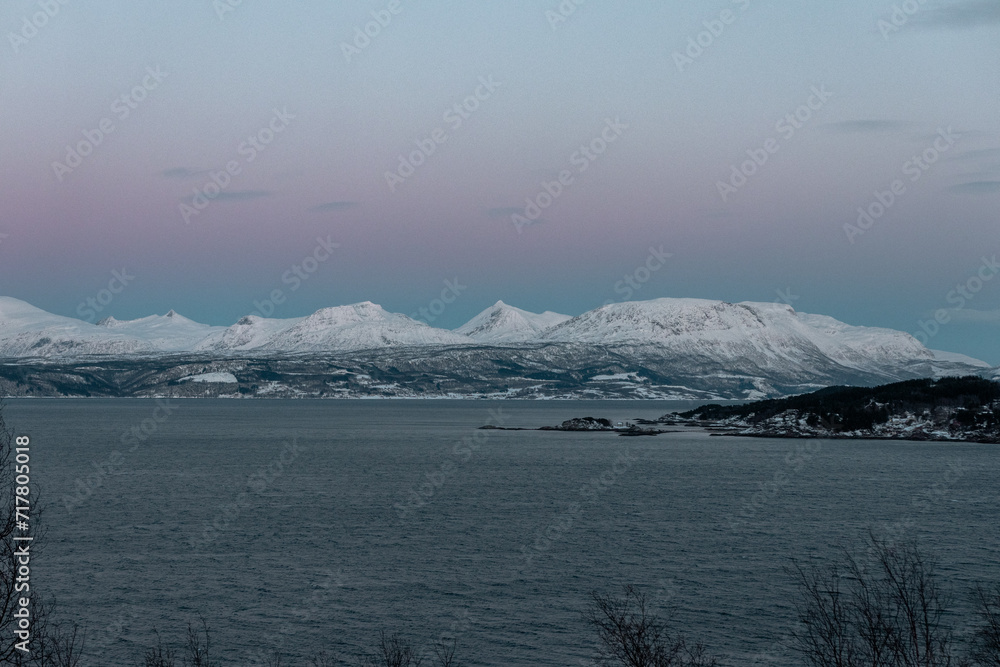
[0,295,992,400]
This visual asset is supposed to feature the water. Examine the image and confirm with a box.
[6,399,999,665]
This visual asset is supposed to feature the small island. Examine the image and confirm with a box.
[481,417,673,436]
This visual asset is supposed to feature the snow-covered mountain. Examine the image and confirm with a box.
[455,300,571,343]
[929,349,991,368]
[533,298,949,389]
[539,298,935,369]
[794,312,932,368]
[0,296,156,358]
[197,302,470,354]
[193,315,306,353]
[0,295,994,399]
[97,310,225,353]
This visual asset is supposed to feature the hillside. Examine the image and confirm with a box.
[676,376,1000,442]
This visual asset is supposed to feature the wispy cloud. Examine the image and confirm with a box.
[311,201,359,212]
[214,191,272,201]
[944,307,1000,324]
[176,190,272,202]
[485,207,524,218]
[950,147,1000,162]
[912,0,1000,29]
[485,207,546,227]
[162,167,208,179]
[947,181,1000,194]
[823,120,910,133]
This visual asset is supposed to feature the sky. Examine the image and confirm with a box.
[1,0,999,361]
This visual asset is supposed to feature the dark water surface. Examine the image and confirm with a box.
[6,399,999,665]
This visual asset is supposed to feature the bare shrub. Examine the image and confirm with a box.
[585,584,717,667]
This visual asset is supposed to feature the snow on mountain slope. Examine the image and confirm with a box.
[0,296,155,358]
[197,302,470,354]
[540,298,797,347]
[794,312,933,367]
[538,298,964,381]
[193,315,304,352]
[0,295,989,392]
[929,349,991,368]
[539,298,827,381]
[256,302,471,352]
[97,310,225,352]
[455,300,572,342]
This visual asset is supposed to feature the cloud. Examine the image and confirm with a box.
[950,147,1000,162]
[162,167,208,179]
[177,190,272,202]
[823,120,910,133]
[943,308,1000,324]
[485,207,524,218]
[947,181,1000,194]
[311,201,359,212]
[912,0,1000,29]
[485,207,546,228]
[906,129,992,145]
[213,191,272,201]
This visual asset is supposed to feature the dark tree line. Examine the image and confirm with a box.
[682,376,1000,432]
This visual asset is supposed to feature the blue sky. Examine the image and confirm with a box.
[2,0,1000,360]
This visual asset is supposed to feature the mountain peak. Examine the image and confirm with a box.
[456,302,571,342]
[305,302,389,325]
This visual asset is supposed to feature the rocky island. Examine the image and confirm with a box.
[481,417,672,436]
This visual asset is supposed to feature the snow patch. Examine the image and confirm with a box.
[179,372,238,384]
